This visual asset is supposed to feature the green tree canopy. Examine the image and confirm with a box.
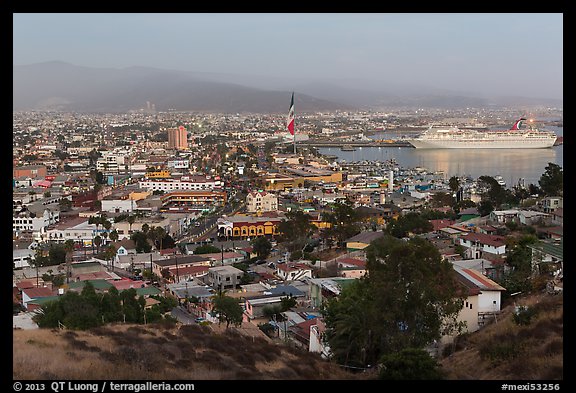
[131,231,152,253]
[193,244,221,254]
[538,162,563,197]
[322,235,463,368]
[212,294,243,328]
[379,348,444,380]
[385,212,433,238]
[251,236,272,260]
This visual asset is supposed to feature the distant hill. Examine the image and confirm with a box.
[13,62,352,113]
[13,62,562,113]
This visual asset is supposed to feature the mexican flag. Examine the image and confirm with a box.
[287,92,295,136]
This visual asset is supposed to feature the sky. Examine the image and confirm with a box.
[13,13,563,99]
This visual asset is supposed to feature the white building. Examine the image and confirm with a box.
[13,209,60,237]
[13,249,35,269]
[246,191,278,213]
[138,175,222,192]
[96,152,126,174]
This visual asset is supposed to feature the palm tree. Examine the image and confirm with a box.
[109,230,119,243]
[93,235,102,255]
[63,239,75,284]
[127,215,136,234]
[103,244,117,272]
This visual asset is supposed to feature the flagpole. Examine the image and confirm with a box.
[287,91,296,155]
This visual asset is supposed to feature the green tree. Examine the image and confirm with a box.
[386,212,433,238]
[251,236,272,260]
[478,176,507,208]
[193,244,221,254]
[63,239,75,283]
[448,176,460,194]
[379,348,444,380]
[59,198,73,212]
[47,243,67,266]
[212,294,244,328]
[428,192,455,209]
[119,288,145,323]
[131,231,152,253]
[323,199,361,248]
[498,235,538,298]
[109,230,119,243]
[93,235,102,254]
[538,163,563,197]
[477,200,495,217]
[127,215,136,233]
[322,235,463,368]
[100,286,123,323]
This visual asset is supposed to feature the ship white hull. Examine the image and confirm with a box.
[408,137,557,149]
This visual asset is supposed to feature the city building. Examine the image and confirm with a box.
[246,190,278,213]
[167,126,188,150]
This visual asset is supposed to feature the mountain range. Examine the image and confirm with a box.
[13,62,563,113]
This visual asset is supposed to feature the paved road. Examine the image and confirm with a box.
[170,306,196,325]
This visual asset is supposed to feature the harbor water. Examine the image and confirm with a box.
[318,126,563,187]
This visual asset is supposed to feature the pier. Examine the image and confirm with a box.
[301,140,415,148]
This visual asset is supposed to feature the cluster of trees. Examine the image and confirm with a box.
[130,224,175,253]
[322,235,463,377]
[33,282,177,330]
[427,164,563,216]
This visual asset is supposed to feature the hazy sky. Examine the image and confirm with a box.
[13,13,563,99]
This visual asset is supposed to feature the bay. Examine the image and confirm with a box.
[318,127,563,187]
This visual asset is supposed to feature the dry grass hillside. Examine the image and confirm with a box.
[13,321,366,380]
[13,293,563,380]
[440,292,563,380]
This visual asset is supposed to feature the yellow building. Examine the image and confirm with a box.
[217,213,284,239]
[145,170,171,179]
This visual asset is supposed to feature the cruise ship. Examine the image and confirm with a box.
[407,118,557,149]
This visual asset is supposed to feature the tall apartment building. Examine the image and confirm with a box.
[167,126,188,150]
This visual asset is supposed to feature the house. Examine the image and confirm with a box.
[438,225,469,242]
[477,224,499,235]
[167,265,210,283]
[308,277,356,309]
[201,251,246,266]
[152,254,211,277]
[429,219,456,232]
[276,263,313,282]
[116,251,163,272]
[540,196,563,214]
[166,282,215,308]
[451,258,504,281]
[488,209,520,224]
[244,293,288,321]
[355,206,396,226]
[309,317,331,358]
[528,240,563,276]
[518,210,551,226]
[265,284,306,299]
[458,207,481,221]
[345,231,385,251]
[458,232,507,259]
[336,257,366,278]
[21,286,57,311]
[453,266,506,330]
[13,248,35,269]
[111,238,137,258]
[206,265,244,291]
[535,226,563,241]
[288,316,320,349]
